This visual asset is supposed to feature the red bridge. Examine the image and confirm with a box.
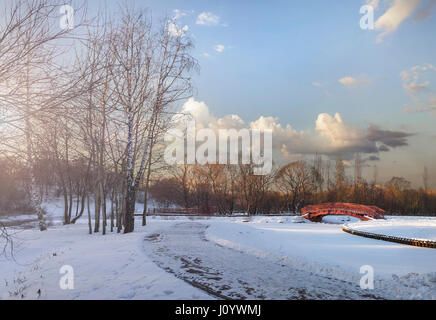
[301,203,385,222]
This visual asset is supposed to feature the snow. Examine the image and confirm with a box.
[144,220,383,299]
[1,213,436,300]
[0,220,211,300]
[347,217,436,241]
[0,196,156,229]
[205,216,436,299]
[322,215,361,224]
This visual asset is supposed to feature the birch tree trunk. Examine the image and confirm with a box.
[25,53,47,231]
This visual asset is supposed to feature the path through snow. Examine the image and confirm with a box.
[143,222,388,300]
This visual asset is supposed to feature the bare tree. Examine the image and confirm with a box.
[0,223,14,259]
[335,155,345,189]
[354,153,362,185]
[276,161,314,213]
[423,166,429,191]
[0,1,87,231]
[239,162,275,216]
[108,8,196,233]
[373,165,378,185]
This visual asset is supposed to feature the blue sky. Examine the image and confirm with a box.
[87,0,436,186]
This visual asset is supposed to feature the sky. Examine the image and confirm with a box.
[85,0,436,187]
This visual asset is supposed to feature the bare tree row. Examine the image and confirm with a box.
[0,1,197,234]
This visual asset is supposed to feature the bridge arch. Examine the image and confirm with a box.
[301,203,385,222]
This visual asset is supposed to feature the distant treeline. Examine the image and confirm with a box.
[1,156,435,222]
[148,159,435,216]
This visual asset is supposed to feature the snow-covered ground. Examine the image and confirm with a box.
[322,215,361,224]
[206,216,436,276]
[0,220,211,300]
[205,216,436,299]
[1,213,436,300]
[144,220,385,299]
[347,216,436,241]
[0,196,154,229]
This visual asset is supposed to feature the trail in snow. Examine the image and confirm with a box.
[0,223,211,300]
[143,222,388,300]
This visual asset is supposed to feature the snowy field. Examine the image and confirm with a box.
[347,217,436,241]
[1,209,436,300]
[0,220,211,300]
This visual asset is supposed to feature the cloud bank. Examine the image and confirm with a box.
[178,98,413,163]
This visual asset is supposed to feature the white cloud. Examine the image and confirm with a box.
[168,9,193,37]
[312,81,322,87]
[374,0,422,43]
[401,63,435,94]
[339,77,358,88]
[338,76,371,88]
[214,44,225,53]
[180,98,214,127]
[315,113,368,151]
[176,98,412,162]
[401,63,436,112]
[173,9,186,20]
[196,12,220,26]
[172,9,195,20]
[168,23,189,37]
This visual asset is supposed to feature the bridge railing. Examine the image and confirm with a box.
[302,203,385,221]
